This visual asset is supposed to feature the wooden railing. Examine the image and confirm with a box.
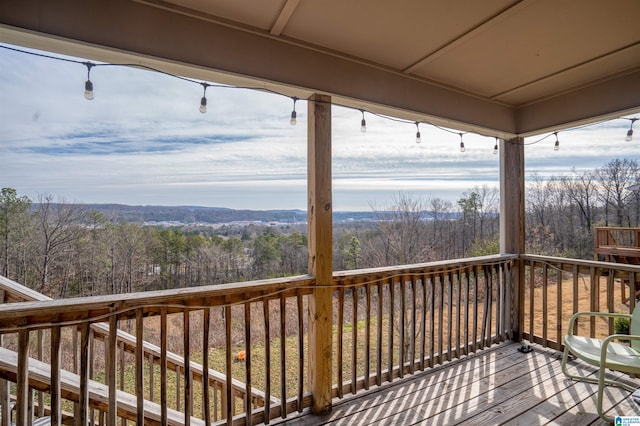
[0,275,275,425]
[594,226,640,264]
[331,254,516,397]
[0,254,517,425]
[522,254,640,350]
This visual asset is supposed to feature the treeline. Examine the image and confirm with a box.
[526,158,639,257]
[0,158,637,299]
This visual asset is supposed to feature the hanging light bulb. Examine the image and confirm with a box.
[459,133,465,152]
[553,132,560,151]
[199,83,209,113]
[626,118,637,141]
[493,137,499,155]
[415,122,421,144]
[290,97,298,125]
[83,62,95,100]
[360,110,367,133]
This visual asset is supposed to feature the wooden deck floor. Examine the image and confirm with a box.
[279,341,640,425]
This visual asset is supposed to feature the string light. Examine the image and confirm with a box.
[625,118,638,141]
[2,44,635,155]
[83,62,95,100]
[290,97,298,126]
[199,83,209,113]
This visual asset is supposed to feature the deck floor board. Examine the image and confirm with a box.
[278,341,640,425]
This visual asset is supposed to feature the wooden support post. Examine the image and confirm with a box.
[499,137,525,341]
[307,93,333,414]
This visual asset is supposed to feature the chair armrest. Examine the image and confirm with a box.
[601,333,640,363]
[567,311,632,335]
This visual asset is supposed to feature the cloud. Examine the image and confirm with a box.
[0,43,638,211]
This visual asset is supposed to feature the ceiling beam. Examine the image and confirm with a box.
[270,0,300,36]
[515,67,640,136]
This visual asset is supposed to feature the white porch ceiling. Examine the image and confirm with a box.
[1,0,639,137]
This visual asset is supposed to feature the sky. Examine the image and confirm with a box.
[0,43,638,212]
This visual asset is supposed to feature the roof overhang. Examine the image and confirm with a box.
[1,0,639,138]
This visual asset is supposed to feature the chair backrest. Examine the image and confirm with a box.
[630,303,640,350]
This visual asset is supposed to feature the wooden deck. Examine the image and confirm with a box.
[279,341,640,425]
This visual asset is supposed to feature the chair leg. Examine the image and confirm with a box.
[597,365,613,423]
[596,363,637,423]
[561,345,599,385]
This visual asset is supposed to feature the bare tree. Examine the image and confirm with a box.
[597,158,640,226]
[32,194,87,296]
[365,193,433,267]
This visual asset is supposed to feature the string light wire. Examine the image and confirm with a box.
[1,43,636,152]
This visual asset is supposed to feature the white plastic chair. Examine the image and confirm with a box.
[561,304,640,422]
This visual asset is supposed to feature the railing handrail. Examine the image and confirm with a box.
[522,253,640,274]
[0,274,316,329]
[333,254,518,279]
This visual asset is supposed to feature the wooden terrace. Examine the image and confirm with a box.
[0,254,639,425]
[279,341,640,426]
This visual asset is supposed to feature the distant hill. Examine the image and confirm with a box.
[30,203,383,225]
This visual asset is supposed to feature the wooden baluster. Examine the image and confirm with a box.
[135,309,144,425]
[364,282,371,387]
[79,322,90,425]
[279,295,286,417]
[607,269,615,335]
[376,282,383,386]
[245,303,253,425]
[225,306,232,425]
[572,264,579,318]
[529,261,535,340]
[37,330,44,418]
[429,275,436,366]
[398,277,405,378]
[484,266,493,347]
[16,329,29,426]
[336,286,344,398]
[203,309,211,426]
[107,314,118,426]
[411,276,418,372]
[89,328,96,426]
[557,264,564,347]
[463,269,470,356]
[262,301,270,424]
[455,269,462,358]
[542,263,548,347]
[160,308,168,425]
[589,266,598,338]
[437,274,444,364]
[630,272,637,314]
[296,293,304,413]
[419,274,427,369]
[184,311,192,426]
[50,325,62,426]
[351,282,358,391]
[447,271,453,361]
[388,279,394,381]
[472,267,479,353]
